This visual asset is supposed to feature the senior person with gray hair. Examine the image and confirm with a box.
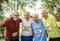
[41,9,60,41]
[0,11,22,41]
[19,12,33,41]
[31,14,46,41]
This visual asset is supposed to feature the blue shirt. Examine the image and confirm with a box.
[31,20,46,41]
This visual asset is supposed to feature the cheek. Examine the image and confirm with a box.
[14,16,19,18]
[25,16,28,18]
[14,17,19,20]
[33,18,36,20]
[42,14,45,17]
[26,16,29,18]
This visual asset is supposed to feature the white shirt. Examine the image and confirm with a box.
[19,16,33,36]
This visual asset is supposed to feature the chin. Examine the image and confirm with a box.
[42,16,45,18]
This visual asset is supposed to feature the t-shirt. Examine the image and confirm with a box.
[31,20,46,41]
[4,17,22,39]
[20,16,32,36]
[42,15,60,38]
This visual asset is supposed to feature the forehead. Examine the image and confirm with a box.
[41,9,47,13]
[24,12,30,15]
[13,12,19,15]
[41,11,48,15]
[33,15,38,18]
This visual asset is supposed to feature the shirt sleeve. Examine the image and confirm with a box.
[4,19,10,27]
[49,17,57,28]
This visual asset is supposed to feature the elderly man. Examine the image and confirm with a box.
[19,12,33,41]
[41,9,60,41]
[31,14,46,41]
[0,11,22,41]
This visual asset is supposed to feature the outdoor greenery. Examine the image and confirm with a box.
[41,0,60,16]
[0,0,37,39]
[0,0,60,39]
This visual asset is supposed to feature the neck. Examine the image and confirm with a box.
[44,16,48,19]
[13,18,18,21]
[35,20,39,23]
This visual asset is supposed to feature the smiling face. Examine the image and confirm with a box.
[12,11,19,21]
[24,12,30,21]
[41,9,48,19]
[32,14,39,23]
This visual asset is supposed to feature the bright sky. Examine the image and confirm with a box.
[4,0,42,18]
[26,0,42,17]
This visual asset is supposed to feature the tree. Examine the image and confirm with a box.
[1,0,37,16]
[41,0,60,17]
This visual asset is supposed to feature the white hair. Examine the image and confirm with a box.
[32,14,39,17]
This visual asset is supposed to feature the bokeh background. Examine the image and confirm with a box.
[0,0,60,41]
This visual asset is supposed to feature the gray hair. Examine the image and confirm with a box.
[32,14,39,17]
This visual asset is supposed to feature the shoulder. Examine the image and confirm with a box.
[4,17,12,22]
[19,16,24,20]
[48,15,55,20]
[31,20,35,25]
[18,18,22,22]
[38,20,44,25]
[39,19,43,23]
[3,17,12,26]
[48,15,56,22]
[29,18,33,22]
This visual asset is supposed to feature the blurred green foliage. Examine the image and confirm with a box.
[41,0,60,17]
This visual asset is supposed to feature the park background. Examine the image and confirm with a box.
[0,0,60,41]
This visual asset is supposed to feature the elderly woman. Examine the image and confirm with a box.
[31,14,46,41]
